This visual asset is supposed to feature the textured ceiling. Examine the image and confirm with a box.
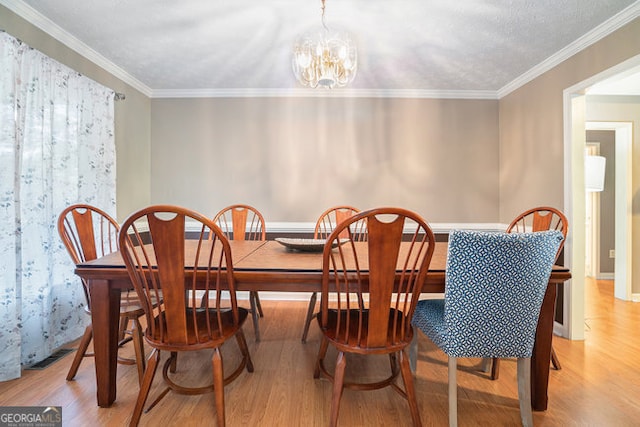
[4,0,640,96]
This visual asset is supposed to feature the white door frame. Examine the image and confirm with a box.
[562,55,639,340]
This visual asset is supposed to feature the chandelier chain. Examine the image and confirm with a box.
[321,0,328,31]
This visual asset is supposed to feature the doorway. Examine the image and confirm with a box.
[563,56,638,339]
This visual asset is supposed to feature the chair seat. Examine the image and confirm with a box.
[320,308,412,353]
[119,290,161,316]
[411,299,446,347]
[146,307,249,349]
[84,291,153,317]
[120,291,144,312]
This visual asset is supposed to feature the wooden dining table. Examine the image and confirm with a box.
[74,239,571,411]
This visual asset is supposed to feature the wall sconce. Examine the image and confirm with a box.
[585,155,606,192]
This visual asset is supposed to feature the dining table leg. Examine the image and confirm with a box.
[531,282,557,411]
[88,278,121,407]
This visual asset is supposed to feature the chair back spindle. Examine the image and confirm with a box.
[315,205,366,241]
[507,206,568,261]
[213,204,265,241]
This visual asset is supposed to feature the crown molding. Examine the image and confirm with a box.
[0,0,153,97]
[497,2,640,98]
[150,88,498,100]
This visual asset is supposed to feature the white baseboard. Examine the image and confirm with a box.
[237,291,446,302]
[237,291,315,301]
[553,321,568,338]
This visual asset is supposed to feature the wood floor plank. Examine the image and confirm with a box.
[0,279,638,426]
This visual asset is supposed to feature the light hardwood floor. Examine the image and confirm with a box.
[1,278,638,426]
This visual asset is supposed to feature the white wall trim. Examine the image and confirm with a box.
[150,88,498,100]
[140,221,508,235]
[237,291,446,302]
[218,221,507,234]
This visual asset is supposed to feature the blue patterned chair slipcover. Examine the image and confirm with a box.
[412,229,563,427]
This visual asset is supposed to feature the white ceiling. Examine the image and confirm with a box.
[3,0,640,98]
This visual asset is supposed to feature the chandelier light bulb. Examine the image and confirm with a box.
[292,0,357,89]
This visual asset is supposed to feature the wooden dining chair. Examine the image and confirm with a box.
[314,207,435,426]
[57,204,146,385]
[490,206,569,380]
[211,204,266,341]
[301,205,365,343]
[412,230,564,427]
[119,205,253,427]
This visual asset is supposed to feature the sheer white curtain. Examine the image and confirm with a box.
[0,31,116,381]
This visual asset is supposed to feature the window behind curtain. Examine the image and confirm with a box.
[0,31,116,381]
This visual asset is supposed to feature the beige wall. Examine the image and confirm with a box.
[150,97,499,222]
[1,5,152,222]
[586,129,616,274]
[499,18,640,223]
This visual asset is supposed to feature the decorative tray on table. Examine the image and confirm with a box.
[275,238,345,253]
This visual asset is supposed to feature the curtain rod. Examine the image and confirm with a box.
[114,92,126,101]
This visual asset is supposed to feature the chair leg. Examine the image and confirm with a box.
[129,348,160,427]
[551,346,562,370]
[330,351,347,427]
[490,357,500,380]
[314,336,330,378]
[409,331,418,373]
[399,350,422,427]
[200,292,208,308]
[448,356,458,427]
[517,357,534,427]
[301,292,318,343]
[118,316,128,343]
[131,317,146,386]
[480,358,492,373]
[170,351,178,373]
[66,325,93,381]
[494,347,559,381]
[251,291,264,317]
[235,330,254,372]
[212,347,225,427]
[388,352,398,373]
[249,294,261,342]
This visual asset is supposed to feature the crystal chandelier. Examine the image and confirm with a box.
[292,0,357,89]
